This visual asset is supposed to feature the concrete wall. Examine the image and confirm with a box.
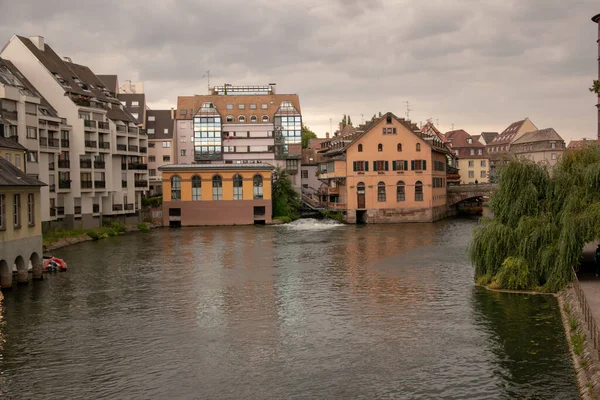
[301,165,321,191]
[163,199,272,226]
[174,119,194,164]
[0,234,42,288]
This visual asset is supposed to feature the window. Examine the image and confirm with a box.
[433,161,446,171]
[27,193,34,226]
[301,170,308,179]
[0,194,4,229]
[377,182,386,202]
[250,104,257,110]
[480,170,487,178]
[131,101,139,107]
[226,104,234,110]
[180,136,186,142]
[250,116,257,123]
[373,160,388,171]
[27,126,37,139]
[226,115,234,122]
[163,155,170,162]
[148,116,155,122]
[149,142,155,148]
[233,175,243,200]
[149,156,156,162]
[383,127,396,134]
[132,113,139,119]
[468,161,474,167]
[149,169,156,176]
[433,177,444,188]
[261,104,268,109]
[467,138,472,144]
[5,154,10,163]
[253,175,263,199]
[478,149,482,155]
[171,176,181,200]
[179,109,187,115]
[480,160,486,167]
[212,175,223,200]
[180,150,186,157]
[238,115,246,123]
[386,115,392,124]
[468,171,475,178]
[192,176,201,200]
[396,181,405,201]
[397,143,402,152]
[378,143,383,152]
[148,128,155,134]
[470,149,474,156]
[15,155,21,170]
[352,161,369,172]
[358,144,363,152]
[262,115,269,123]
[162,142,171,148]
[13,194,21,227]
[164,129,169,134]
[411,160,426,171]
[551,153,557,160]
[238,104,245,110]
[415,181,423,201]
[416,143,421,152]
[392,160,408,171]
[28,151,38,163]
[454,150,459,156]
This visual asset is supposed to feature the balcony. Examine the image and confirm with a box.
[139,128,147,135]
[58,180,71,189]
[128,127,138,134]
[121,163,127,170]
[80,159,92,169]
[84,120,97,129]
[93,204,100,213]
[60,139,70,147]
[128,145,138,152]
[49,184,55,193]
[94,180,106,189]
[122,180,127,188]
[81,180,93,189]
[56,206,65,216]
[39,137,48,146]
[49,162,55,171]
[116,125,127,133]
[1,110,18,120]
[117,144,127,151]
[98,121,109,130]
[140,147,147,153]
[48,138,59,148]
[135,180,148,188]
[58,160,70,168]
[94,160,105,169]
[74,206,82,215]
[99,142,110,150]
[85,140,97,148]
[128,163,147,170]
[50,207,56,217]
[327,186,341,195]
[125,203,134,211]
[113,204,123,211]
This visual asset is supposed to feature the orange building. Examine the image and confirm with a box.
[160,164,273,226]
[317,113,449,223]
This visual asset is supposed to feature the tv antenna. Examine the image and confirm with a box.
[405,101,412,120]
[202,70,211,92]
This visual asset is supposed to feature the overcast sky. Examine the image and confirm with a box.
[0,0,598,142]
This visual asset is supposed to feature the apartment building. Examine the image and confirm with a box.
[0,156,45,288]
[160,164,273,226]
[1,35,148,228]
[509,128,566,165]
[445,129,489,184]
[175,84,302,191]
[317,112,449,223]
[146,109,175,195]
[486,118,537,181]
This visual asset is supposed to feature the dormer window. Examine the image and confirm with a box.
[226,115,234,122]
[467,138,472,144]
[238,115,246,123]
[250,116,257,123]
[386,115,392,124]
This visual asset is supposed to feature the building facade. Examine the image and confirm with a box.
[486,118,537,181]
[0,156,45,288]
[509,128,566,165]
[1,35,148,228]
[160,164,273,226]
[445,129,489,184]
[318,113,449,223]
[146,109,175,195]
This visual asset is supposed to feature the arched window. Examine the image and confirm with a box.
[192,175,201,200]
[397,143,402,152]
[238,115,246,123]
[233,174,243,200]
[253,174,263,199]
[212,175,223,200]
[396,181,405,202]
[226,115,234,123]
[250,115,257,123]
[262,115,269,123]
[415,181,423,201]
[378,143,383,152]
[416,143,421,152]
[386,115,392,124]
[377,181,386,202]
[171,175,181,201]
[358,144,363,152]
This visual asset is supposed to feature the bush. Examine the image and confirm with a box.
[572,331,585,356]
[107,230,118,237]
[495,256,536,290]
[137,223,151,232]
[99,233,110,239]
[87,231,100,240]
[274,216,292,223]
[109,221,127,233]
[142,196,162,208]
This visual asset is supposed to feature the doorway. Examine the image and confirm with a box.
[357,182,366,209]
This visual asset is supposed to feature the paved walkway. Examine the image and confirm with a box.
[577,242,600,324]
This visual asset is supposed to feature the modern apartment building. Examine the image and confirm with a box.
[146,109,175,195]
[160,164,273,226]
[593,13,600,140]
[317,112,449,223]
[509,128,566,165]
[175,84,302,191]
[445,129,489,184]
[1,35,148,228]
[486,118,537,181]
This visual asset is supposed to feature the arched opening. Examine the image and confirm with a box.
[171,175,181,201]
[238,115,246,123]
[15,255,27,284]
[0,259,11,289]
[30,252,42,280]
[212,175,223,200]
[233,174,243,200]
[415,181,423,201]
[358,144,363,152]
[226,115,234,122]
[191,175,201,200]
[397,143,402,152]
[378,143,383,152]
[262,115,269,123]
[396,181,405,202]
[250,115,257,123]
[356,182,366,209]
[253,174,263,199]
[377,181,386,202]
[416,143,421,152]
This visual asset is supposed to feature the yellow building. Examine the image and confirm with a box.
[0,148,45,288]
[160,164,274,226]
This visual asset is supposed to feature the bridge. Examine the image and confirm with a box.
[446,183,497,206]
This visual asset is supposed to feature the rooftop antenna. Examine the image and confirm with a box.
[405,101,412,120]
[202,70,211,92]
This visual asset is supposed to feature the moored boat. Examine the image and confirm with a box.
[42,257,67,272]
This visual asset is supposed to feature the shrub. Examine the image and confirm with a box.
[495,256,536,290]
[137,223,151,232]
[110,222,127,233]
[99,233,110,239]
[274,216,292,223]
[572,331,585,356]
[569,315,579,331]
[107,230,118,237]
[87,231,100,240]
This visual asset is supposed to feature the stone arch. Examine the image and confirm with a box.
[15,255,28,284]
[0,259,11,289]
[30,252,42,280]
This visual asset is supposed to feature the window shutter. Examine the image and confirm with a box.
[411,160,415,170]
[385,161,389,171]
[353,161,357,171]
[373,161,377,171]
[392,161,396,171]
[423,160,427,170]
[365,161,369,171]
[404,161,408,171]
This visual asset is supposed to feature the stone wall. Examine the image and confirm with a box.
[344,206,446,223]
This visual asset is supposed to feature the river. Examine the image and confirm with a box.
[0,218,578,399]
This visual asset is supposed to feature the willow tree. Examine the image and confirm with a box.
[470,145,600,291]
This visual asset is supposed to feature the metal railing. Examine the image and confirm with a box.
[94,161,105,169]
[48,138,59,147]
[113,204,123,211]
[94,180,106,189]
[99,142,110,149]
[116,126,127,133]
[572,268,600,358]
[58,160,70,168]
[60,139,70,147]
[98,121,109,130]
[125,203,134,211]
[85,140,97,148]
[84,120,97,128]
[80,159,92,168]
[81,180,93,189]
[58,180,71,189]
[135,180,148,187]
[128,145,138,152]
[117,144,127,151]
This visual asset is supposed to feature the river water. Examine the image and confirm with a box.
[0,218,578,399]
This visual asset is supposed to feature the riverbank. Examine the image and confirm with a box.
[43,222,162,252]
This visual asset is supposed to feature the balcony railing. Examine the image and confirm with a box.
[128,163,147,170]
[50,207,56,217]
[140,147,147,153]
[58,180,71,189]
[125,203,134,211]
[74,206,82,215]
[121,163,127,170]
[39,137,48,146]
[128,145,138,152]
[99,142,110,149]
[80,159,92,168]
[49,184,56,193]
[48,138,59,147]
[93,204,100,213]
[94,180,106,189]
[1,110,18,120]
[122,180,127,188]
[81,180,93,189]
[113,204,123,211]
[58,160,70,168]
[60,139,70,148]
[116,126,127,133]
[139,128,147,135]
[117,144,127,151]
[56,206,65,216]
[98,121,109,130]
[128,127,138,134]
[85,140,97,148]
[84,120,97,128]
[49,162,55,170]
[94,161,105,169]
[135,180,148,187]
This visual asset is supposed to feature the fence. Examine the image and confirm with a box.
[571,267,600,358]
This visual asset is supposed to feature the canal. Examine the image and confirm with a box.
[0,219,578,399]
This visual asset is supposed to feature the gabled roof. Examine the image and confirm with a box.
[0,156,45,187]
[445,129,485,148]
[0,136,27,151]
[479,132,498,144]
[491,119,535,145]
[421,121,448,143]
[97,75,118,95]
[511,128,564,145]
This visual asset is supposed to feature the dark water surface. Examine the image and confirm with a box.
[0,219,578,399]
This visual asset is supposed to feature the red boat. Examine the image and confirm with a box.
[43,257,67,272]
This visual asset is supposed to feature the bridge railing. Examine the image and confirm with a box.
[571,267,600,359]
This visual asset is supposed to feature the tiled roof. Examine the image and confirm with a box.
[0,156,45,186]
[97,75,118,95]
[479,132,499,144]
[511,128,564,145]
[0,136,27,151]
[445,129,485,149]
[490,120,528,145]
[159,163,275,171]
[567,139,600,149]
[107,106,137,123]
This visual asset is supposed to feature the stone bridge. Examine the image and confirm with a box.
[447,183,497,206]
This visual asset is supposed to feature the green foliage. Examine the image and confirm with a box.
[272,167,301,220]
[571,331,585,356]
[568,315,579,331]
[589,79,600,95]
[273,216,292,223]
[137,223,151,232]
[470,145,600,291]
[319,210,344,222]
[87,231,100,240]
[301,125,317,149]
[142,196,163,208]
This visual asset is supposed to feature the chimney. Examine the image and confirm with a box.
[269,83,276,94]
[326,132,330,139]
[170,107,174,120]
[29,36,45,51]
